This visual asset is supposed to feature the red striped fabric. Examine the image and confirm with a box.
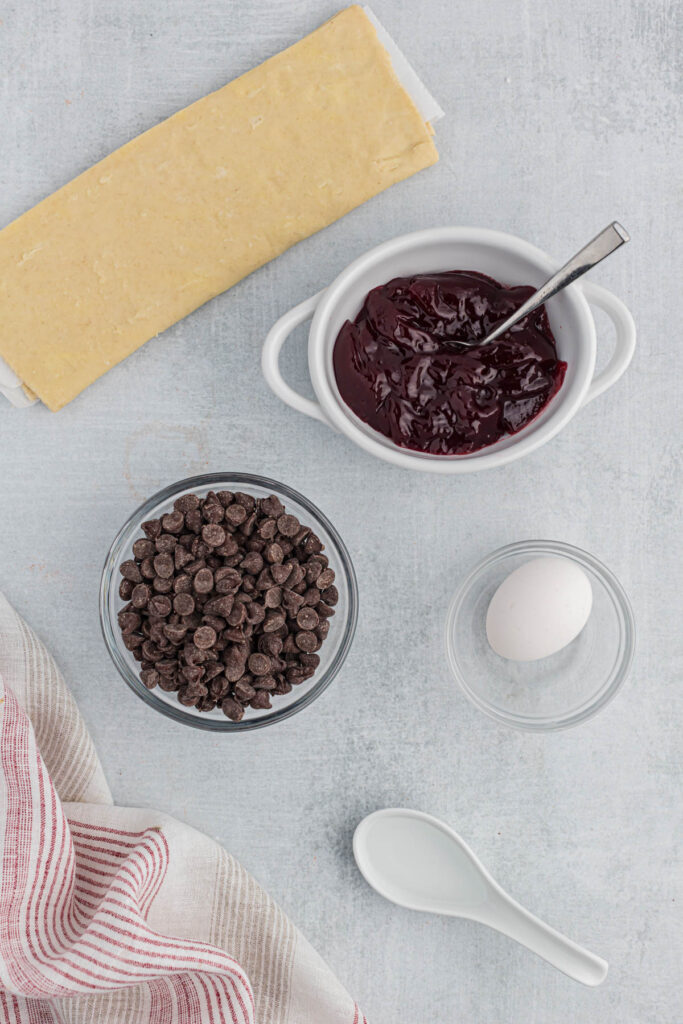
[0,686,254,1023]
[0,593,367,1024]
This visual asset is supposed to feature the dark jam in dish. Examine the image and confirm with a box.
[332,270,567,455]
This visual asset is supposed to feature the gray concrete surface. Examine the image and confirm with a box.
[1,1,681,1021]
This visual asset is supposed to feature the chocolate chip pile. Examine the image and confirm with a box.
[117,490,337,720]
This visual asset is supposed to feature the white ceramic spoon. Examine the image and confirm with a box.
[353,808,608,986]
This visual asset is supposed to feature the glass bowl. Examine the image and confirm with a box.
[100,473,358,731]
[445,540,635,731]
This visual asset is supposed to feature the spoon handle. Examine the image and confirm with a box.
[482,891,608,986]
[482,221,630,346]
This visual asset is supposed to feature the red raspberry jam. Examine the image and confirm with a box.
[332,270,567,455]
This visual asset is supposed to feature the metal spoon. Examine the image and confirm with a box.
[353,808,608,986]
[462,221,630,347]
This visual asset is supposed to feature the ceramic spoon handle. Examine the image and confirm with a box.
[483,892,608,986]
[482,221,630,346]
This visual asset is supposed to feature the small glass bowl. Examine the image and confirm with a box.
[100,473,358,731]
[445,540,635,731]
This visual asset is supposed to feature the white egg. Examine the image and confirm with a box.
[486,556,593,661]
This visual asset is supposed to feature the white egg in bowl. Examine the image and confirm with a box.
[485,556,593,662]
[445,540,634,731]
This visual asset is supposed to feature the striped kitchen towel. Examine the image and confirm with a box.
[0,593,366,1024]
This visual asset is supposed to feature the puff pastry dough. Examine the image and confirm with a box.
[0,6,437,410]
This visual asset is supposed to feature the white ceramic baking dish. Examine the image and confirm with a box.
[262,227,636,474]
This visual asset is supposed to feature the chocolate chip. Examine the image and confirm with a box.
[158,675,180,691]
[261,495,285,517]
[221,697,244,721]
[299,652,320,668]
[256,567,275,590]
[204,661,225,682]
[182,664,203,685]
[224,504,246,527]
[155,659,178,677]
[120,560,142,583]
[295,631,319,652]
[131,583,151,609]
[118,611,141,633]
[286,563,306,588]
[161,510,185,534]
[255,634,278,655]
[264,586,282,608]
[204,594,234,617]
[233,679,256,702]
[194,625,217,650]
[140,668,160,689]
[262,610,286,633]
[202,502,225,524]
[264,543,284,564]
[240,551,263,574]
[270,563,292,585]
[308,585,326,605]
[164,624,188,645]
[140,557,156,580]
[277,514,300,537]
[306,561,323,584]
[173,593,195,616]
[141,640,162,661]
[193,568,214,593]
[174,493,200,513]
[148,595,172,617]
[250,690,272,709]
[228,602,247,627]
[316,568,336,589]
[174,545,193,570]
[296,607,319,630]
[223,658,246,684]
[246,601,266,625]
[153,553,174,579]
[202,523,226,547]
[118,489,337,716]
[133,539,156,560]
[214,567,241,593]
[257,517,277,540]
[141,519,162,540]
[209,675,230,700]
[248,652,271,676]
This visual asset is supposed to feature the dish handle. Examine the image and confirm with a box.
[262,290,331,425]
[580,281,636,405]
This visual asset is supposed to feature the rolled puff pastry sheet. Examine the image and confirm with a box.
[0,6,438,411]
